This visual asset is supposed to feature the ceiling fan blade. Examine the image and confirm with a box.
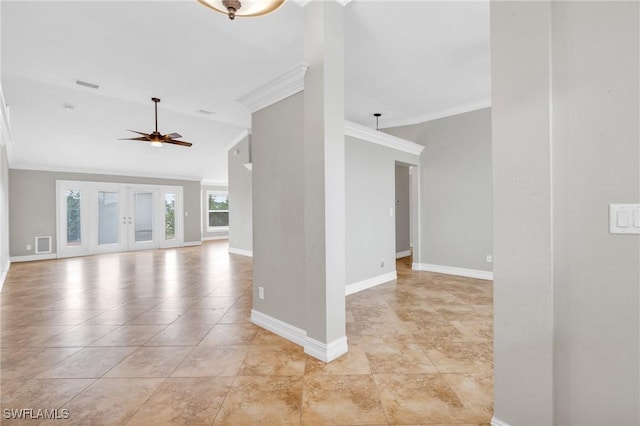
[165,133,182,139]
[165,139,193,147]
[126,129,151,137]
[119,137,150,141]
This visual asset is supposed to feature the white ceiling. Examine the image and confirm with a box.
[1,0,489,183]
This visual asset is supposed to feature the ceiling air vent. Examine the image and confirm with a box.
[75,80,100,90]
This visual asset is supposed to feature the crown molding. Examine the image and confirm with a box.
[237,63,308,113]
[381,99,492,129]
[344,120,424,156]
[225,129,250,152]
[294,0,352,7]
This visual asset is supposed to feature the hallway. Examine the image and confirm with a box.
[1,241,492,425]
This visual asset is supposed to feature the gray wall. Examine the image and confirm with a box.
[252,92,306,330]
[491,3,554,423]
[228,135,252,253]
[551,2,639,424]
[345,136,418,285]
[394,164,411,256]
[9,169,201,257]
[385,107,493,272]
[492,1,639,425]
[202,184,229,240]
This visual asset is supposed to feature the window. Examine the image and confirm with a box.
[207,192,229,230]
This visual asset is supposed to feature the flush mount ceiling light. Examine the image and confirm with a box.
[196,0,285,20]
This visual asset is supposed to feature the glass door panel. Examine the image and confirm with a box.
[164,193,176,241]
[66,189,82,247]
[132,191,154,247]
[98,192,119,245]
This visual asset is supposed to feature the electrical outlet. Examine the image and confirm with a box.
[258,286,264,300]
[486,255,492,263]
[26,244,32,251]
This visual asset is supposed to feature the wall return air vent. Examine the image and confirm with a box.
[35,236,52,254]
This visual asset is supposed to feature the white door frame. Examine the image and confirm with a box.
[56,180,184,258]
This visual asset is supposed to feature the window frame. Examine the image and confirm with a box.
[206,191,229,231]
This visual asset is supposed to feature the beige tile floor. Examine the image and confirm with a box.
[0,241,493,425]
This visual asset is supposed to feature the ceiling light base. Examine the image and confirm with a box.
[222,0,241,19]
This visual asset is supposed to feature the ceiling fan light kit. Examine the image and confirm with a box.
[196,0,285,20]
[119,98,193,148]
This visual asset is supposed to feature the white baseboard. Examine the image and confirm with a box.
[229,247,253,257]
[0,260,10,292]
[251,309,348,363]
[250,309,306,347]
[183,241,202,247]
[491,416,511,426]
[304,335,348,363]
[202,236,229,241]
[395,250,411,259]
[10,253,57,263]
[345,271,397,296]
[415,263,493,280]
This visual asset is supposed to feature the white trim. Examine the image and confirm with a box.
[381,99,492,129]
[237,63,308,113]
[183,241,202,247]
[344,120,424,156]
[202,236,228,241]
[0,260,11,292]
[10,253,57,263]
[224,129,250,152]
[229,247,253,257]
[304,336,348,363]
[416,263,493,280]
[412,262,421,271]
[396,250,411,259]
[345,271,397,296]
[251,309,307,347]
[491,417,511,426]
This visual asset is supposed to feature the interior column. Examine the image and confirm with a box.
[302,0,347,361]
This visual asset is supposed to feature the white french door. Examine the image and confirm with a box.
[57,181,183,258]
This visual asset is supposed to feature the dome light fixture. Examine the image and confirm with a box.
[196,0,285,20]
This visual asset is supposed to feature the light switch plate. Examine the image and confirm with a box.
[610,204,640,234]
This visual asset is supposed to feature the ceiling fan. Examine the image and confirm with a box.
[120,98,193,147]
